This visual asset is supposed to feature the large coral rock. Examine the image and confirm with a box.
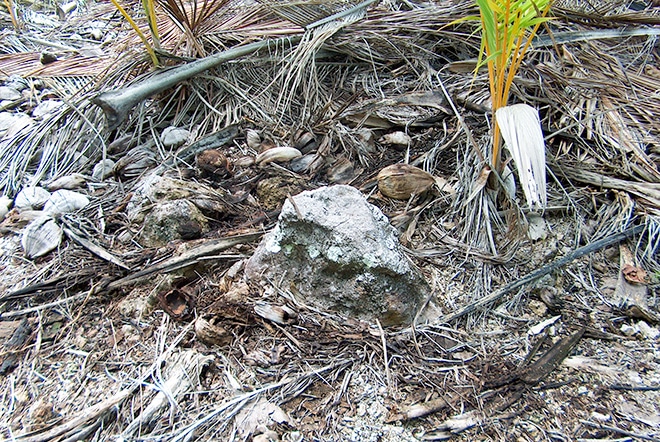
[245,185,428,326]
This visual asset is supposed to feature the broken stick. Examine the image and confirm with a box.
[102,232,263,292]
[439,224,646,324]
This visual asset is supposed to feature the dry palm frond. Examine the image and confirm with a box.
[534,42,660,179]
[196,3,302,45]
[26,56,115,79]
[159,0,230,33]
[553,1,660,25]
[268,0,376,124]
[259,0,340,27]
[333,3,477,64]
[0,101,107,196]
[535,27,660,47]
[156,0,231,57]
[0,52,40,77]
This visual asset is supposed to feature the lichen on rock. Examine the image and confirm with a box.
[245,185,428,326]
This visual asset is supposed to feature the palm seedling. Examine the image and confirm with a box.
[109,0,161,66]
[473,0,553,210]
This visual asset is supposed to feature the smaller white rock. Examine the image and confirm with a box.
[14,186,51,211]
[22,215,62,259]
[43,189,90,216]
[620,323,637,336]
[47,173,86,191]
[4,114,34,137]
[32,100,64,118]
[0,195,12,221]
[0,112,20,131]
[88,28,103,41]
[379,131,412,147]
[591,411,611,422]
[92,159,116,181]
[5,75,28,91]
[0,86,21,101]
[637,321,659,340]
[527,213,548,241]
[161,126,190,148]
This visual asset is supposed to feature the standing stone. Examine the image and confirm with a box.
[245,185,428,326]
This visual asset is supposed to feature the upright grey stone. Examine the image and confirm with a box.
[245,185,428,326]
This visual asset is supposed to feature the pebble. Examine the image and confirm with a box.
[89,28,103,41]
[4,75,29,91]
[0,112,21,131]
[161,126,190,148]
[0,86,21,101]
[0,195,11,221]
[4,114,34,137]
[32,100,64,118]
[14,186,51,211]
[379,131,411,148]
[637,321,659,340]
[92,159,116,181]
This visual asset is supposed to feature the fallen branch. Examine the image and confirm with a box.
[517,327,585,385]
[1,269,99,302]
[551,163,660,211]
[93,36,301,130]
[439,224,646,324]
[62,225,130,270]
[385,394,457,423]
[102,232,263,292]
[580,420,660,442]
